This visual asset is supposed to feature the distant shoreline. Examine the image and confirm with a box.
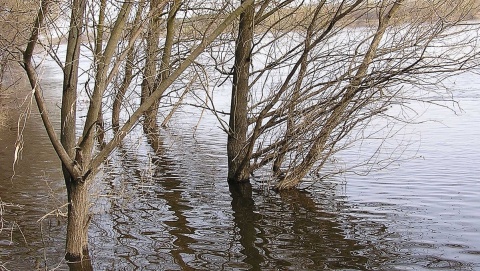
[0,62,31,129]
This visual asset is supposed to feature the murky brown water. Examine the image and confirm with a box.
[1,62,480,270]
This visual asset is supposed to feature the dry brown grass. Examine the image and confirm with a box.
[253,1,480,33]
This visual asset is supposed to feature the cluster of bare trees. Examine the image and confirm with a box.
[227,0,480,189]
[11,0,480,263]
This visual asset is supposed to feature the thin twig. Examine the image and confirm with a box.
[37,203,69,223]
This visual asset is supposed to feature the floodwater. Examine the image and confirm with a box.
[1,68,480,270]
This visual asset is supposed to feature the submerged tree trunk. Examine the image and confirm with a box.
[61,0,91,261]
[65,181,90,262]
[227,0,254,182]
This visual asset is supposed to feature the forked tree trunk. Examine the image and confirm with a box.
[22,0,89,261]
[61,0,91,261]
[227,0,254,182]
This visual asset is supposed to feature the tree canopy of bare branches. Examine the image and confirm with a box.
[13,0,480,263]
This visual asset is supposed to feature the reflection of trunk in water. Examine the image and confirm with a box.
[228,181,264,270]
[277,189,368,269]
[89,131,197,269]
[147,131,198,269]
[85,129,399,269]
[228,182,388,269]
[67,257,93,271]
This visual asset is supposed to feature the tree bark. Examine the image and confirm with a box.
[141,0,164,135]
[112,47,134,132]
[65,181,90,262]
[227,0,255,182]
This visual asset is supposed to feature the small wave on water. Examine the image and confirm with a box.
[1,61,480,270]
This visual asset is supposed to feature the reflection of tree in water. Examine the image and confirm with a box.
[229,181,402,270]
[88,130,427,270]
[149,132,197,271]
[89,132,197,270]
[273,189,368,269]
[229,181,264,270]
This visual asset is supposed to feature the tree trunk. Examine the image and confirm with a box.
[112,48,133,131]
[61,0,91,261]
[61,0,85,182]
[112,3,143,132]
[141,0,163,135]
[65,181,90,262]
[227,0,254,182]
[94,0,106,148]
[141,0,178,136]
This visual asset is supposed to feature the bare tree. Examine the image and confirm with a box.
[224,0,480,189]
[21,0,254,262]
[14,0,480,263]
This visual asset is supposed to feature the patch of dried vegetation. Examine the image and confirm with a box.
[0,0,38,126]
[176,1,480,39]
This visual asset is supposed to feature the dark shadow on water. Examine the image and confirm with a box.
[147,131,196,270]
[86,129,427,270]
[227,180,393,270]
[228,181,264,270]
[68,259,93,271]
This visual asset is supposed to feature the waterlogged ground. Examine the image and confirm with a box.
[1,67,480,270]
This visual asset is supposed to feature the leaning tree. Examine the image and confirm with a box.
[223,0,480,189]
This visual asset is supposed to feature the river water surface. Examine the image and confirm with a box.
[1,64,480,270]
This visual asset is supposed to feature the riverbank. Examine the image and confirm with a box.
[0,63,31,127]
